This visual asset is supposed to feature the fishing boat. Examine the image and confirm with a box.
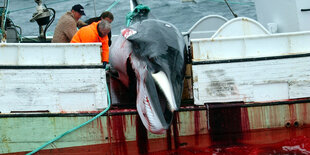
[1,0,310,154]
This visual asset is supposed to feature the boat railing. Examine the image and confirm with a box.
[0,43,109,114]
[188,16,310,105]
[190,16,310,61]
[182,15,228,47]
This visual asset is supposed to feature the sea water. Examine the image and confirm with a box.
[6,0,256,36]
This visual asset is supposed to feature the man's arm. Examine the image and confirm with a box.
[77,20,87,28]
[101,36,110,62]
[63,19,78,41]
[70,31,81,43]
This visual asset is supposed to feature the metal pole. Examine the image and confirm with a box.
[224,0,238,18]
[1,0,8,42]
[93,0,97,17]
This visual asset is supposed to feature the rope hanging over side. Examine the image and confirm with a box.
[27,66,112,155]
[26,78,112,155]
[126,4,150,27]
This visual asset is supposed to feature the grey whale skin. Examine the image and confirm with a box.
[109,4,186,134]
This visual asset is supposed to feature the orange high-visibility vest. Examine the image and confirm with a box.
[71,21,109,62]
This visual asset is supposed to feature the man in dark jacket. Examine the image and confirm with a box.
[52,4,87,43]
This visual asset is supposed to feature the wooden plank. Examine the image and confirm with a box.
[0,69,107,113]
[0,43,102,66]
[191,31,310,61]
[192,56,310,105]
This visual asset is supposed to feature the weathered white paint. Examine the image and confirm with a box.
[0,43,102,65]
[252,83,289,102]
[0,69,107,113]
[192,55,310,105]
[0,43,107,113]
[191,16,310,105]
[192,31,310,61]
[254,0,310,33]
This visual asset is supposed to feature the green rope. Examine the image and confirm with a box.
[126,4,150,27]
[26,77,112,155]
[46,31,54,36]
[106,0,120,11]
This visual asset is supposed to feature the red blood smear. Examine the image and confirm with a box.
[16,129,310,155]
[110,115,128,155]
[194,110,200,145]
[207,103,245,146]
[148,136,310,155]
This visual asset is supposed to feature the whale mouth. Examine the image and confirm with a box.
[136,70,177,134]
[153,72,175,125]
[152,71,177,112]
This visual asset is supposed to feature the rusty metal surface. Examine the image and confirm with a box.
[2,100,310,154]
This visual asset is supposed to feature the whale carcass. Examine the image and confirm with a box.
[109,5,186,134]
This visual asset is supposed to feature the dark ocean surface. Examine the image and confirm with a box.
[5,0,256,37]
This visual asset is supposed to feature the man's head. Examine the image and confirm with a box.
[97,20,111,37]
[71,4,85,21]
[100,11,114,23]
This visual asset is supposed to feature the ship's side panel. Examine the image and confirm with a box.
[0,68,107,113]
[0,43,102,66]
[192,55,310,104]
[1,104,310,154]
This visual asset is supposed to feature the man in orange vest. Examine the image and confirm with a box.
[71,20,111,67]
[85,11,114,46]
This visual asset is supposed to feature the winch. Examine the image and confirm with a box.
[30,0,55,41]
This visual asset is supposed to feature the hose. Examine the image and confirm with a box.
[26,78,111,155]
[43,8,55,38]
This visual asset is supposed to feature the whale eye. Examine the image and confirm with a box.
[149,57,156,63]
